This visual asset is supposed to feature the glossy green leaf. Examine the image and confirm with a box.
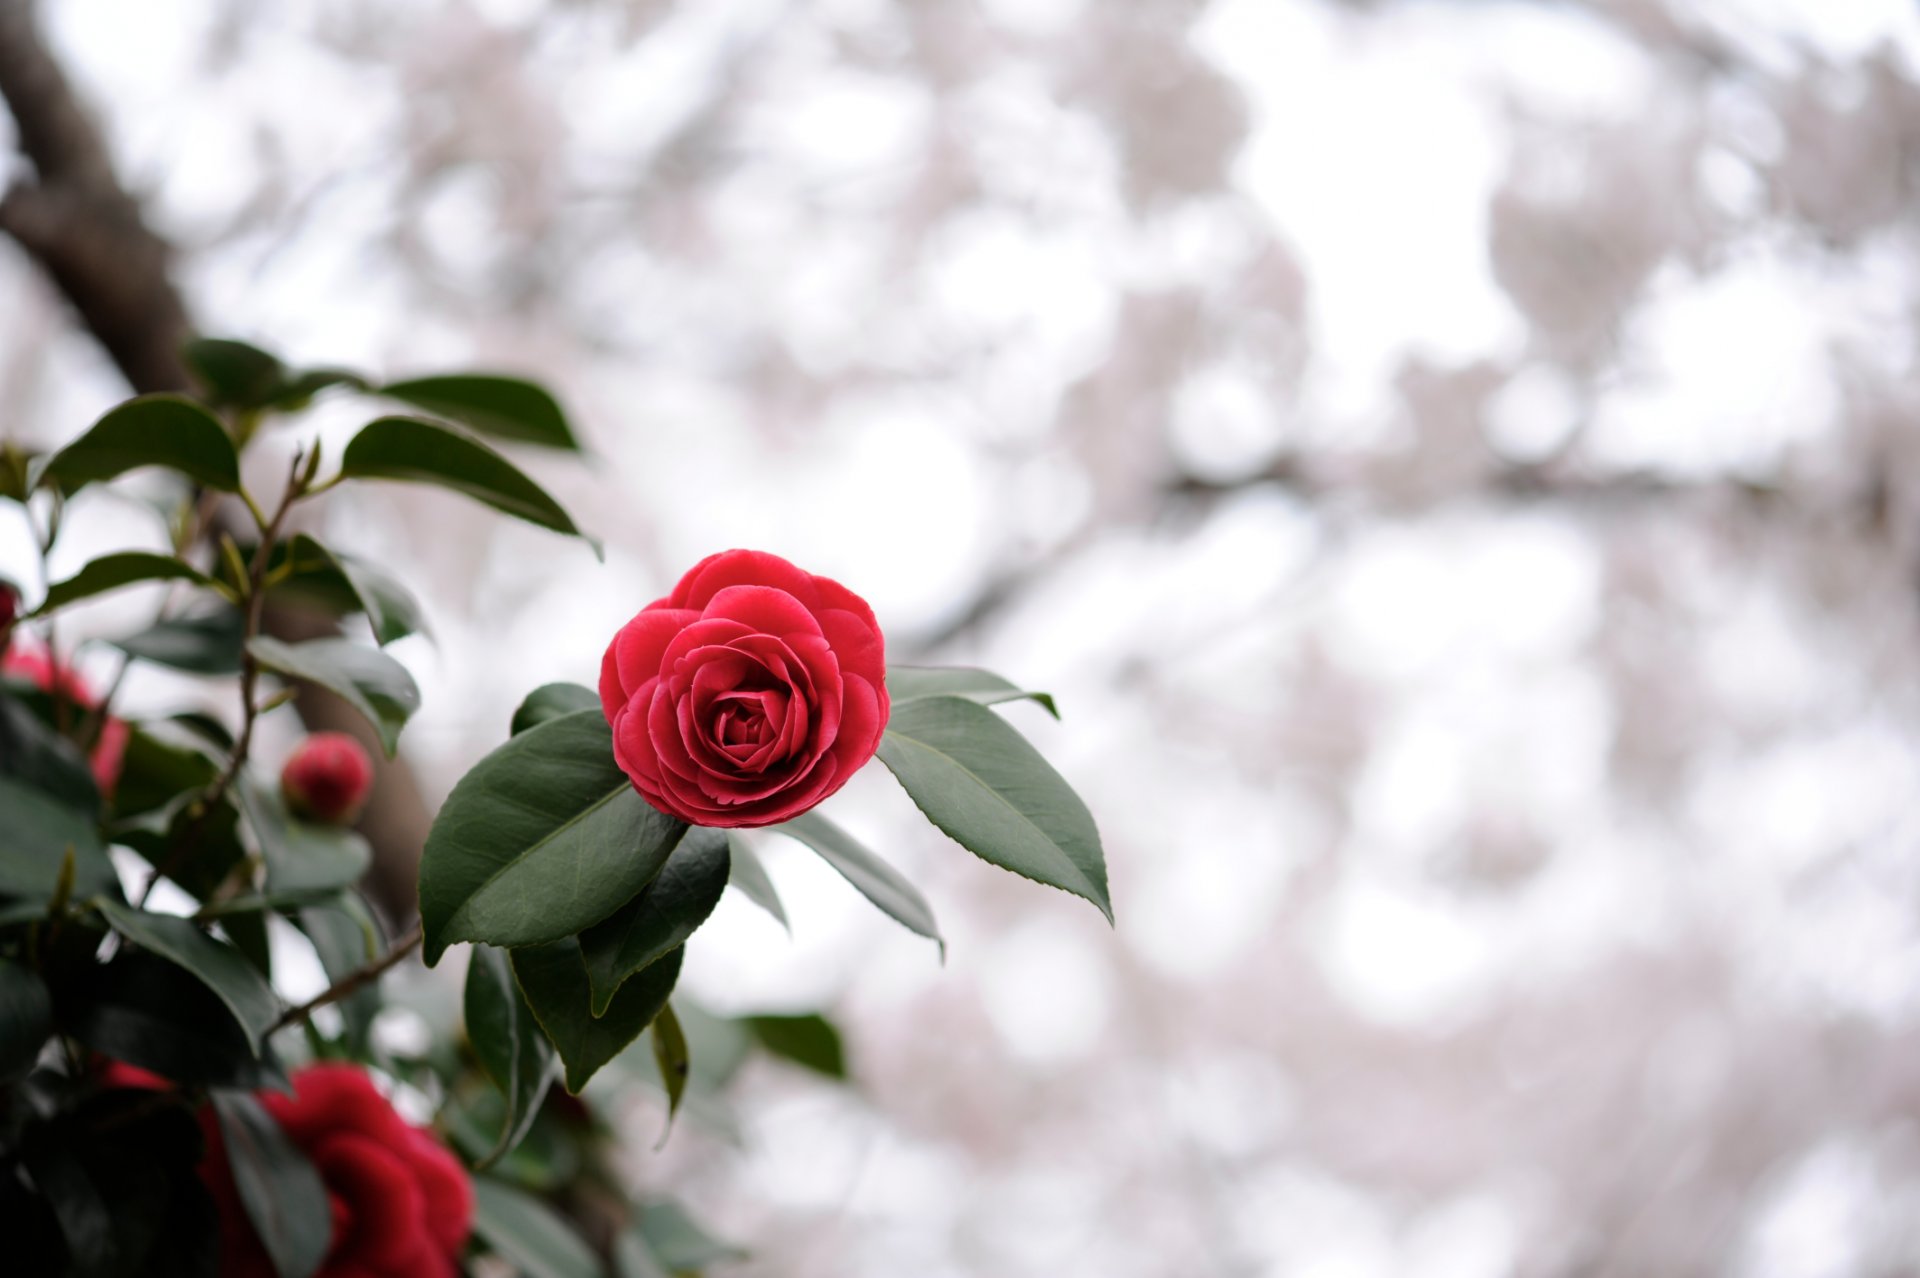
[380,375,581,451]
[63,949,285,1090]
[745,1013,846,1080]
[247,636,419,756]
[877,696,1111,922]
[95,901,280,1053]
[275,533,427,647]
[723,832,788,932]
[34,394,240,494]
[471,1177,604,1278]
[338,416,593,545]
[109,725,219,829]
[418,709,685,965]
[510,682,598,736]
[512,939,682,1093]
[238,780,371,894]
[579,826,728,1016]
[887,665,1059,719]
[212,1092,330,1278]
[184,338,285,410]
[115,793,245,903]
[0,694,100,816]
[0,775,116,905]
[110,608,244,674]
[35,551,220,615]
[769,811,942,950]
[466,944,556,1168]
[297,900,380,1055]
[0,957,51,1081]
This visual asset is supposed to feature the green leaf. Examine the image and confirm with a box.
[877,696,1111,922]
[744,1013,846,1080]
[115,794,245,903]
[511,682,598,736]
[0,441,35,502]
[238,780,371,894]
[471,1177,604,1278]
[649,1002,689,1141]
[63,949,285,1090]
[768,811,942,951]
[723,832,788,933]
[274,534,427,647]
[273,368,365,409]
[108,725,219,829]
[297,899,380,1055]
[0,694,100,816]
[579,826,728,1016]
[247,636,419,756]
[0,957,51,1081]
[512,939,681,1093]
[338,417,594,546]
[184,338,286,410]
[466,945,556,1168]
[34,394,240,494]
[35,551,220,615]
[632,1199,747,1272]
[211,1092,331,1278]
[109,608,244,674]
[418,709,685,965]
[95,901,281,1053]
[888,665,1059,718]
[380,375,582,452]
[0,775,116,905]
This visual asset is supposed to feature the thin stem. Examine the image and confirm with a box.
[137,449,307,907]
[271,923,422,1033]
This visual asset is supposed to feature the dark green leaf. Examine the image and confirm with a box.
[239,780,371,894]
[0,957,51,1081]
[95,901,280,1053]
[273,368,365,409]
[512,939,681,1093]
[419,709,685,965]
[613,1231,671,1278]
[723,832,788,932]
[632,1199,747,1271]
[0,441,35,502]
[110,609,244,675]
[61,949,284,1090]
[36,552,220,615]
[23,1135,120,1278]
[768,811,942,950]
[338,416,593,545]
[0,692,101,815]
[877,696,1111,922]
[273,534,427,647]
[34,395,240,494]
[109,726,220,830]
[247,636,419,756]
[888,665,1059,718]
[0,774,116,904]
[579,826,728,1016]
[471,1177,604,1278]
[211,1093,330,1278]
[193,889,343,919]
[649,1002,689,1140]
[297,899,380,1055]
[744,1013,847,1080]
[466,944,556,1167]
[115,795,245,903]
[183,339,285,411]
[380,375,581,451]
[511,682,598,736]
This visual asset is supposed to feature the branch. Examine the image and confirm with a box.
[270,923,423,1033]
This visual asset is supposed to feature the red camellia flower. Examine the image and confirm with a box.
[600,548,889,828]
[282,731,376,825]
[201,1064,473,1278]
[1,642,128,796]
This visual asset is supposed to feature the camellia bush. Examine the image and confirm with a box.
[0,339,1109,1278]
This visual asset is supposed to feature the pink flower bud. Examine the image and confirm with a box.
[281,732,374,825]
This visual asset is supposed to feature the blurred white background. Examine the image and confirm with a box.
[5,0,1920,1274]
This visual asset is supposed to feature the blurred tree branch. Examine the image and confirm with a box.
[0,0,426,924]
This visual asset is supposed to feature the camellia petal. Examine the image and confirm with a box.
[601,549,890,827]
